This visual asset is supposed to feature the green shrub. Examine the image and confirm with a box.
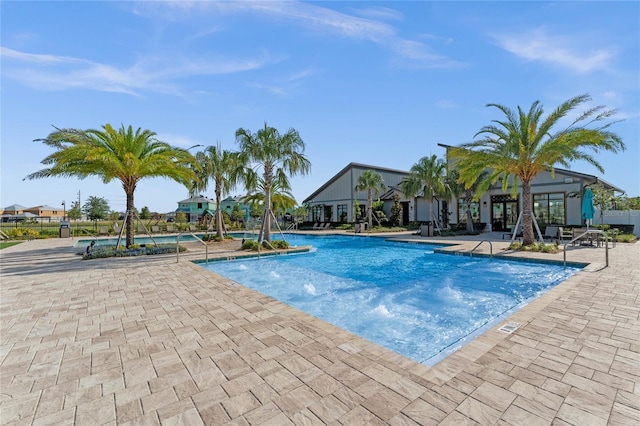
[6,227,39,239]
[271,240,290,249]
[336,223,354,230]
[615,234,637,243]
[241,240,259,250]
[507,241,559,253]
[83,243,184,260]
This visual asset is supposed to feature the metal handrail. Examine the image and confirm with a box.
[563,229,608,268]
[176,232,208,264]
[470,240,493,258]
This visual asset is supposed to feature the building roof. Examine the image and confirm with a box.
[26,205,60,211]
[303,162,409,203]
[177,195,215,204]
[2,204,27,212]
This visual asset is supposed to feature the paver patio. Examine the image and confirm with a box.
[1,232,638,425]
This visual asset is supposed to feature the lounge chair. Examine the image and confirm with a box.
[99,226,109,236]
[166,224,175,233]
[323,222,331,229]
[151,225,160,234]
[311,222,321,230]
[542,226,558,242]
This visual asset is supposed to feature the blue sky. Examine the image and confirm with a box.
[2,1,638,214]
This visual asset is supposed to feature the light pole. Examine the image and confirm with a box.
[62,200,66,221]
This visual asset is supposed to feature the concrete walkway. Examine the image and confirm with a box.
[1,233,638,425]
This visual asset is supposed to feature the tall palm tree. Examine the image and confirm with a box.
[192,144,245,238]
[235,123,311,243]
[399,155,451,228]
[26,124,198,247]
[450,94,625,245]
[355,170,386,231]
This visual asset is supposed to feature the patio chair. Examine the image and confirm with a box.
[542,226,558,242]
[166,224,175,233]
[557,227,573,245]
[572,228,595,246]
[99,226,109,236]
[151,225,160,234]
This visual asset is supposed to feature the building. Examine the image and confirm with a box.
[303,151,625,231]
[438,144,625,232]
[302,163,412,225]
[1,204,65,222]
[175,195,217,223]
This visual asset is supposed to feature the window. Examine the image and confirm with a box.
[323,205,333,222]
[197,203,202,209]
[457,199,480,223]
[533,193,565,225]
[311,205,322,222]
[337,204,348,222]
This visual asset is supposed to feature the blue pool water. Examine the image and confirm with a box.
[202,234,581,366]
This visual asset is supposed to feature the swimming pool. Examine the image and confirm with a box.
[202,234,581,366]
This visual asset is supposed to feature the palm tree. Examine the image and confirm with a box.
[243,179,297,220]
[355,170,386,231]
[399,155,451,228]
[450,94,625,245]
[26,124,198,247]
[193,144,245,238]
[448,169,488,233]
[235,123,311,243]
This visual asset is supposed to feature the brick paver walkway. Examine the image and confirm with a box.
[1,234,638,425]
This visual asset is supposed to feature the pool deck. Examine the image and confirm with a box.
[1,232,638,425]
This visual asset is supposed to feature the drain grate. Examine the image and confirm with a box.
[498,322,521,334]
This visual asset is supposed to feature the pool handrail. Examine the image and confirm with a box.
[563,229,608,268]
[470,240,493,258]
[176,232,208,264]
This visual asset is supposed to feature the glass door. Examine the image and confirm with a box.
[491,195,519,232]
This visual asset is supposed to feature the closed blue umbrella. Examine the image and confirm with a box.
[581,187,595,229]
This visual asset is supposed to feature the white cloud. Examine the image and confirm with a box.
[1,46,276,95]
[493,27,615,73]
[155,133,203,149]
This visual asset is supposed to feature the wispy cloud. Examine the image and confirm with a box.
[1,46,276,95]
[140,0,460,69]
[493,27,615,73]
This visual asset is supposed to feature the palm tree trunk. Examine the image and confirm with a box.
[522,181,534,245]
[367,189,373,230]
[264,184,272,242]
[125,188,135,247]
[215,186,223,238]
[466,200,474,233]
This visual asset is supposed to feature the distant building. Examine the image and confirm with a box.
[1,204,65,222]
[175,195,217,223]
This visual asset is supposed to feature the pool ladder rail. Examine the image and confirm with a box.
[470,240,493,258]
[176,232,209,264]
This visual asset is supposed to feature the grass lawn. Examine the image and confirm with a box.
[0,241,22,250]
